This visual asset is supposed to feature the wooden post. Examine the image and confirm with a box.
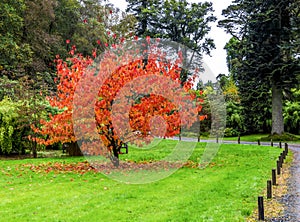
[238,135,240,144]
[278,155,283,168]
[277,160,281,175]
[198,121,201,142]
[280,152,284,165]
[279,154,282,167]
[285,143,288,154]
[283,150,286,160]
[272,169,276,185]
[216,135,219,143]
[271,139,273,147]
[179,128,181,141]
[279,141,282,148]
[258,196,264,221]
[267,180,272,199]
[258,139,261,145]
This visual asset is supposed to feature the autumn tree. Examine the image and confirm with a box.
[32,51,92,156]
[33,39,203,166]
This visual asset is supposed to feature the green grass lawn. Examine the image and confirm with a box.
[0,141,283,221]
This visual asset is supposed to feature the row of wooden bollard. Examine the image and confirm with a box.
[258,143,289,221]
[257,139,282,148]
[236,136,283,148]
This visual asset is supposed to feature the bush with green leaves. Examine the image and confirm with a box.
[284,101,300,134]
[225,101,245,136]
[0,97,23,154]
[0,75,63,155]
[224,127,240,137]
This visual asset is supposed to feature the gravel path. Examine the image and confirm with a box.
[274,146,300,222]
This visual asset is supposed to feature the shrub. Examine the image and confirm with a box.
[0,97,23,154]
[224,127,240,137]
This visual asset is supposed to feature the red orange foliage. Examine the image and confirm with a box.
[32,40,205,159]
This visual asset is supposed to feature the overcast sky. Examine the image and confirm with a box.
[108,0,233,77]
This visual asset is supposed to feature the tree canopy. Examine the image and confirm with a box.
[219,0,300,134]
[32,39,204,165]
[126,0,217,82]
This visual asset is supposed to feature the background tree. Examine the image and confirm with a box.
[125,0,159,36]
[23,0,59,75]
[126,0,216,83]
[216,74,244,136]
[0,0,32,78]
[219,0,300,135]
[1,0,135,87]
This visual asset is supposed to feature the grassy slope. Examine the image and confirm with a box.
[0,141,282,221]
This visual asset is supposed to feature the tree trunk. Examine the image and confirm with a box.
[66,141,83,156]
[32,141,37,158]
[111,146,120,167]
[271,83,284,135]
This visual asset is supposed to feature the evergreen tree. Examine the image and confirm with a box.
[125,0,159,36]
[220,0,300,134]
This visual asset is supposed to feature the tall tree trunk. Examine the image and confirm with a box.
[271,83,284,135]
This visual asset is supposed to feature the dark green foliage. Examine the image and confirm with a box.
[126,0,216,82]
[215,74,245,136]
[223,37,242,85]
[126,0,158,36]
[283,88,300,134]
[0,75,60,156]
[283,101,300,134]
[0,0,32,77]
[225,101,245,135]
[1,0,131,87]
[220,0,300,134]
[224,128,239,137]
[0,98,22,154]
[146,0,216,54]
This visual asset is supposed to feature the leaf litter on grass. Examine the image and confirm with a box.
[19,160,188,176]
